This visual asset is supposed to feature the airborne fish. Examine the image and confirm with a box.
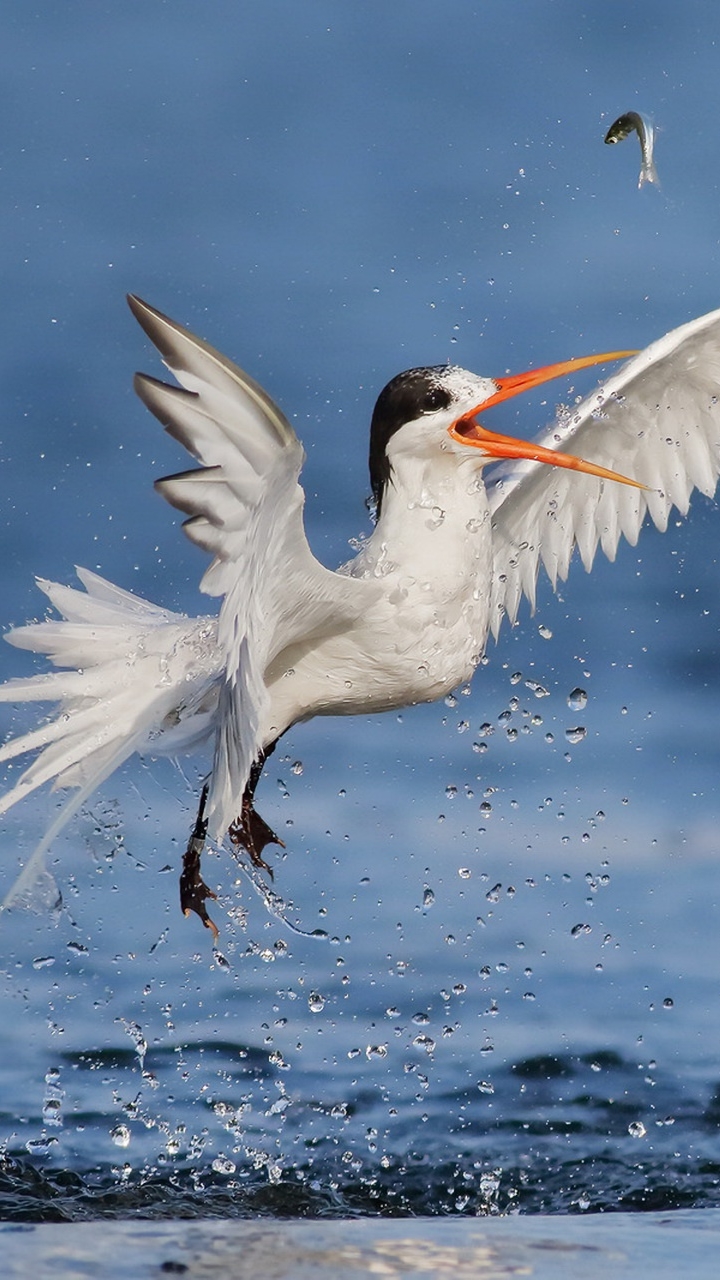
[604,111,659,188]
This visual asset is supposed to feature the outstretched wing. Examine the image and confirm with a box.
[487,308,720,637]
[129,296,375,837]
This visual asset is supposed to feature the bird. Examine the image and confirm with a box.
[1,296,720,940]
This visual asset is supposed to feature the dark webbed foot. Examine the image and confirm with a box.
[180,745,283,939]
[228,797,285,876]
[180,782,219,942]
[227,742,284,876]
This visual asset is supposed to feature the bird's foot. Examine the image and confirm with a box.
[180,783,219,942]
[228,794,285,878]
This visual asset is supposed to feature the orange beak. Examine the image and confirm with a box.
[449,350,645,490]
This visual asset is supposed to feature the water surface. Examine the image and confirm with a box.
[1,1,719,1220]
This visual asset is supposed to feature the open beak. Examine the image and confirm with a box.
[449,350,645,490]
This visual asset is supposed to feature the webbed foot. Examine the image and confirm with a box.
[228,791,285,877]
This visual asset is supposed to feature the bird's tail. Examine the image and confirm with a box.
[0,567,222,913]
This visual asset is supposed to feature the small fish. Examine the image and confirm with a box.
[604,111,659,188]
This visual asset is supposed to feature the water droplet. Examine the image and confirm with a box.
[479,1170,501,1199]
[538,624,553,639]
[567,687,587,710]
[25,1137,58,1155]
[422,886,435,909]
[42,1098,63,1126]
[212,1156,237,1175]
[308,992,325,1013]
[413,1034,436,1053]
[571,923,592,938]
[525,679,550,698]
[628,1121,646,1139]
[565,726,587,744]
[33,956,56,970]
[366,1044,388,1059]
[663,997,674,1010]
[117,1019,147,1065]
[291,760,303,775]
[110,1124,131,1148]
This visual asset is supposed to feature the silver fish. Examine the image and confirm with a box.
[604,111,659,188]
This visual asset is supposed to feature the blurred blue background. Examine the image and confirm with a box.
[0,1,719,1217]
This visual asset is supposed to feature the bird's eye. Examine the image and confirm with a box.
[423,387,451,414]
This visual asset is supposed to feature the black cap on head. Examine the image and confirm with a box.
[369,367,453,514]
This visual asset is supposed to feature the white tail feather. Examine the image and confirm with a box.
[0,569,223,913]
[0,731,146,915]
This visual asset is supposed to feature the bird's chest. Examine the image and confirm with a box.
[360,489,494,702]
[266,470,496,731]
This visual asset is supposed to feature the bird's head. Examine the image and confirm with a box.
[369,352,645,516]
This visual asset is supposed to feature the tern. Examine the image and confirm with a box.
[2,298,720,939]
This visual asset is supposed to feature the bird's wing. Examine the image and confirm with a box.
[487,308,720,638]
[129,296,377,836]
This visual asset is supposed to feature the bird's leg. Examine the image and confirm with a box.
[228,740,285,877]
[179,781,219,942]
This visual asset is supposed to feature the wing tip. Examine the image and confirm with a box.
[127,292,168,329]
[127,293,188,365]
[127,292,160,332]
[133,369,199,416]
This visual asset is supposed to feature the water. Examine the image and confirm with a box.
[1,727,718,1219]
[1,1,720,1222]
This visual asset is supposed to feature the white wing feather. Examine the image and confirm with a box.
[487,308,720,636]
[129,297,375,838]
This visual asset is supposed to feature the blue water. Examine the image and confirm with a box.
[0,2,719,1219]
